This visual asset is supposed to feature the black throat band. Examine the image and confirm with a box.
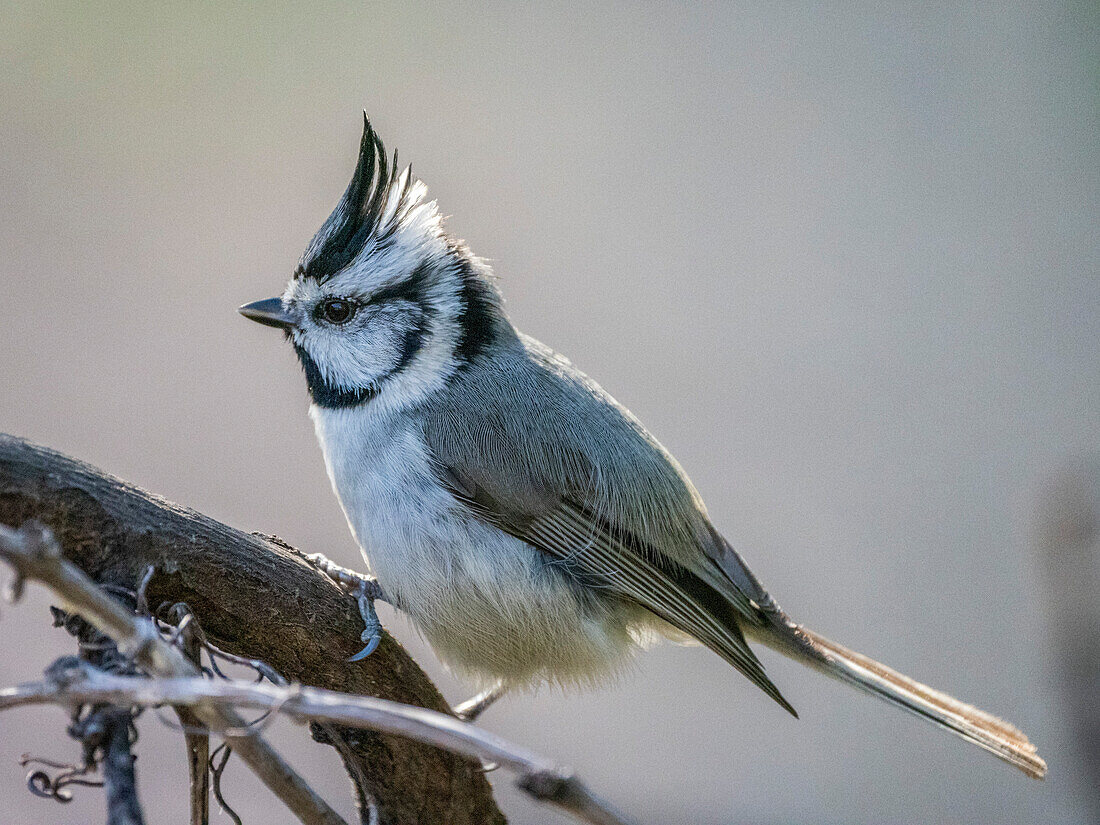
[292,341,380,409]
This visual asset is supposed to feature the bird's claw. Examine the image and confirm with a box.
[347,579,383,662]
[347,636,379,662]
[302,552,387,663]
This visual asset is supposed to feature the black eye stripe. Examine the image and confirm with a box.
[369,283,416,304]
[368,264,431,305]
[315,264,432,324]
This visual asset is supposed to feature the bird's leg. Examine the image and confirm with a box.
[347,578,385,662]
[304,552,388,662]
[453,683,508,722]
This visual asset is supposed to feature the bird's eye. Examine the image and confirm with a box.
[319,298,356,325]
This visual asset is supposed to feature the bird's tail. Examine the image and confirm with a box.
[756,617,1047,779]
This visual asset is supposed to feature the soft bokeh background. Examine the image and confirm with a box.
[1,2,1097,823]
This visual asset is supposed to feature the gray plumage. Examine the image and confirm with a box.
[239,115,1046,779]
[420,330,792,710]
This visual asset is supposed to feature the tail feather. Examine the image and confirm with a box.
[763,621,1047,779]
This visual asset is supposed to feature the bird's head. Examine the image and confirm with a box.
[240,114,503,411]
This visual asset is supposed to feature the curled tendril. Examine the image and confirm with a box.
[20,756,103,804]
[154,600,287,687]
[26,769,73,802]
[210,743,243,825]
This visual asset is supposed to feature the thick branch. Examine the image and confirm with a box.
[0,434,503,825]
[3,669,635,825]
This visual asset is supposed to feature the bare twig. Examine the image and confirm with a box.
[171,605,210,825]
[20,751,102,803]
[1,667,636,825]
[59,607,146,825]
[0,521,347,825]
[177,705,211,825]
[20,662,146,824]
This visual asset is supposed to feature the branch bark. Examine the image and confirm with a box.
[0,433,504,825]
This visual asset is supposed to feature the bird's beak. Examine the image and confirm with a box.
[238,298,295,330]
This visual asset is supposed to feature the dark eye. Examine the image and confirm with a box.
[319,298,356,325]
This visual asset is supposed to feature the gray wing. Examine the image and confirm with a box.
[420,335,795,715]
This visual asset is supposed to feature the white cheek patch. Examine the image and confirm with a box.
[294,306,411,392]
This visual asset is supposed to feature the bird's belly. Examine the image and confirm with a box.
[314,407,645,687]
[362,502,642,688]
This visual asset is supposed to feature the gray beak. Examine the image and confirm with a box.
[239,298,295,330]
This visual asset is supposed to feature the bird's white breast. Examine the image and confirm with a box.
[310,402,465,593]
[309,402,643,688]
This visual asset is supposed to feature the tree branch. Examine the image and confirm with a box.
[3,665,636,825]
[0,433,503,825]
[0,435,639,825]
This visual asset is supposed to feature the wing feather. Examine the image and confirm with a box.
[536,505,791,711]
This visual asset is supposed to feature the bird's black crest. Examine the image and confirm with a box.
[298,113,418,281]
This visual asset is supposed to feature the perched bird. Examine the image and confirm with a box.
[240,114,1045,779]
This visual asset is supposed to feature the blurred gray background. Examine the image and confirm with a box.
[1,2,1097,823]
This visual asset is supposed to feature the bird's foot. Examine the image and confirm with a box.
[304,553,387,662]
[348,578,384,662]
[453,684,507,722]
